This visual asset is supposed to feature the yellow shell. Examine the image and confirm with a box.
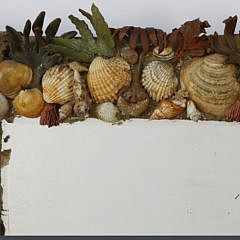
[152,46,175,62]
[150,99,186,120]
[181,54,240,117]
[87,57,131,103]
[42,64,74,105]
[0,60,32,98]
[141,61,178,102]
[13,88,44,118]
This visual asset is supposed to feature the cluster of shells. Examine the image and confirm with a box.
[0,42,240,125]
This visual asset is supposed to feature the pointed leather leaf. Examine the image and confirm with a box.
[45,18,61,38]
[129,27,140,49]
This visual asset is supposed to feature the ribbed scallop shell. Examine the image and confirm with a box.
[96,102,120,123]
[150,99,186,120]
[0,60,32,98]
[141,61,178,102]
[153,46,175,62]
[87,57,131,103]
[181,54,240,117]
[42,64,74,105]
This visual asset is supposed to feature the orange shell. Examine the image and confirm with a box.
[13,88,44,118]
[0,60,32,98]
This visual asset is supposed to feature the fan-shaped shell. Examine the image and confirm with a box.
[181,54,240,117]
[117,96,149,117]
[87,57,131,103]
[0,60,32,98]
[150,99,186,120]
[0,92,9,120]
[153,46,175,62]
[13,88,44,118]
[96,102,120,123]
[141,61,178,102]
[42,64,74,105]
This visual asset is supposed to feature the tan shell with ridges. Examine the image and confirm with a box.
[150,99,186,120]
[42,64,74,105]
[141,61,178,102]
[153,46,175,62]
[13,88,44,118]
[87,57,131,103]
[181,54,240,117]
[0,60,32,98]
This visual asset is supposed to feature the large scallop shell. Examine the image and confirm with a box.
[181,54,240,117]
[42,64,74,105]
[141,61,178,102]
[87,57,131,103]
[150,99,186,120]
[0,60,32,98]
[0,92,9,120]
[96,102,120,123]
[13,88,44,118]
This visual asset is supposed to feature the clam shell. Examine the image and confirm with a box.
[150,99,186,120]
[141,61,178,102]
[187,100,201,122]
[0,92,9,120]
[153,46,175,62]
[13,88,44,118]
[0,60,32,98]
[181,54,240,117]
[96,102,120,123]
[87,57,131,103]
[42,64,74,105]
[120,47,138,65]
[117,96,149,117]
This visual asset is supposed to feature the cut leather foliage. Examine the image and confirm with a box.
[212,15,240,65]
[113,26,167,53]
[168,18,211,59]
[47,4,115,63]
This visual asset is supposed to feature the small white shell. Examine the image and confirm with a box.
[0,92,9,120]
[42,64,74,105]
[187,100,201,122]
[96,102,120,123]
[141,61,178,102]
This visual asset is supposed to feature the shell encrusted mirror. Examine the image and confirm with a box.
[1,3,240,235]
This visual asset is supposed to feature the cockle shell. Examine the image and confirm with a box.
[117,96,149,117]
[187,100,201,122]
[0,92,9,120]
[141,61,178,102]
[59,101,74,122]
[96,102,120,123]
[0,60,32,98]
[87,57,131,103]
[13,88,44,118]
[181,54,240,117]
[42,64,74,105]
[153,46,175,62]
[150,98,186,120]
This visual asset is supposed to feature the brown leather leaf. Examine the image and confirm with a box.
[118,26,132,42]
[146,27,158,46]
[140,29,149,53]
[129,27,140,49]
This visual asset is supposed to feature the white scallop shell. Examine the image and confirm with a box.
[96,102,120,123]
[0,92,9,120]
[42,64,74,105]
[141,61,178,102]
